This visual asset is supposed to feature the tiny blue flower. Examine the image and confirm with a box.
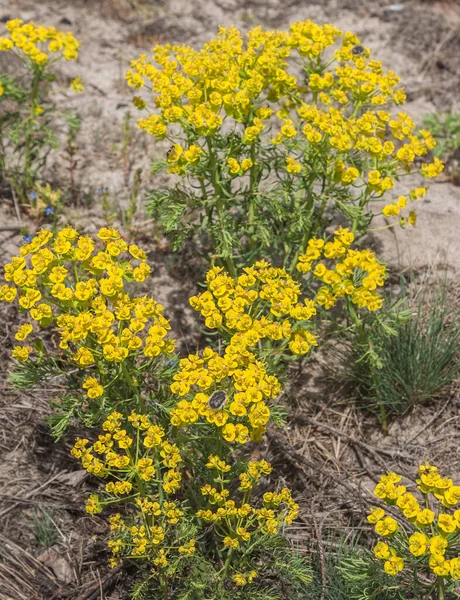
[29,192,38,200]
[97,187,104,194]
[44,206,54,216]
[169,359,178,367]
[23,235,33,243]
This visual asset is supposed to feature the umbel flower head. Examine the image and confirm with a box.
[369,464,460,583]
[0,227,175,404]
[0,19,80,65]
[72,411,192,569]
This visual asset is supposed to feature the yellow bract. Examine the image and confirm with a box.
[371,463,460,582]
[0,19,80,64]
[2,228,175,375]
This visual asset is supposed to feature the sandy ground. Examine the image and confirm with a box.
[0,1,459,598]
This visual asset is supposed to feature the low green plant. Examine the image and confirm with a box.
[31,507,59,548]
[1,226,333,597]
[333,279,459,422]
[305,539,410,600]
[0,19,81,201]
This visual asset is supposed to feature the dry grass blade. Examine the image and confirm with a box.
[0,471,67,519]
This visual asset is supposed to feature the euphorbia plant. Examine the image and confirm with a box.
[127,21,443,275]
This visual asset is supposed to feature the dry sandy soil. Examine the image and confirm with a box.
[0,1,459,598]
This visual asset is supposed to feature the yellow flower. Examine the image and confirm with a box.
[85,494,102,515]
[437,513,456,535]
[429,553,450,577]
[133,263,151,282]
[70,77,84,92]
[73,347,95,366]
[374,541,390,560]
[421,157,444,178]
[341,167,359,184]
[233,573,247,587]
[383,551,404,576]
[227,158,240,174]
[12,346,33,361]
[223,536,239,549]
[408,532,428,557]
[416,508,434,526]
[285,156,301,174]
[367,507,385,523]
[15,323,33,341]
[375,516,398,537]
[82,376,104,399]
[429,536,448,556]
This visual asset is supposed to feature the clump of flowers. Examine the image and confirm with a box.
[0,19,82,201]
[190,260,318,355]
[170,259,319,442]
[128,21,443,274]
[169,346,280,443]
[296,227,386,312]
[0,18,80,64]
[0,227,174,433]
[72,408,304,596]
[369,464,460,598]
[172,231,387,442]
[72,412,190,574]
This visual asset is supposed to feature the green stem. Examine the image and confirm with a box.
[205,137,237,277]
[247,142,257,251]
[221,548,234,583]
[437,576,445,600]
[287,192,319,274]
[23,69,41,197]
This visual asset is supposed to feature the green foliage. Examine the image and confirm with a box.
[31,507,59,548]
[423,112,460,159]
[0,68,58,200]
[145,187,198,251]
[334,280,460,419]
[0,20,81,201]
[304,540,418,600]
[130,544,312,600]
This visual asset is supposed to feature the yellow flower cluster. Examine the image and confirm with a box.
[197,456,298,552]
[297,228,386,311]
[127,25,293,140]
[128,20,442,214]
[167,261,321,444]
[0,19,80,65]
[381,186,427,223]
[1,228,174,400]
[233,570,258,587]
[169,346,279,442]
[72,411,183,498]
[370,464,460,580]
[190,262,318,355]
[106,502,195,568]
[72,412,197,571]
